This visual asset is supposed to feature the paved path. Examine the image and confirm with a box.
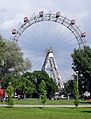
[0,104,91,108]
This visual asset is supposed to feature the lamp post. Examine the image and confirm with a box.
[0,80,2,88]
[76,71,79,99]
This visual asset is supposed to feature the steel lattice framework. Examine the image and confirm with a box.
[41,48,63,88]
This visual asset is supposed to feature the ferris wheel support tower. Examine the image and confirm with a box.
[41,48,62,88]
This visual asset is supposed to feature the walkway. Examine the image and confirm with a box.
[0,104,91,108]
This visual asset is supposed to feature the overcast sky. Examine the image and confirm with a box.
[0,0,90,81]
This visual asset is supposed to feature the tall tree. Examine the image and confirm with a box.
[39,80,47,108]
[2,40,31,74]
[73,80,79,108]
[6,82,14,107]
[71,46,91,96]
[73,80,79,99]
[64,80,74,99]
[0,37,31,88]
[0,36,5,73]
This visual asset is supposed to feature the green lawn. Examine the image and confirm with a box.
[13,99,74,105]
[0,98,91,105]
[0,107,91,119]
[13,98,91,105]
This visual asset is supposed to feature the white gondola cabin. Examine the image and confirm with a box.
[81,32,86,37]
[70,19,75,25]
[24,17,29,23]
[56,12,61,18]
[39,11,43,17]
[12,29,16,34]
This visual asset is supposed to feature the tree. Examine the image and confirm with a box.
[39,80,47,108]
[1,73,20,90]
[22,71,58,99]
[71,46,91,97]
[0,36,5,76]
[6,82,14,107]
[0,37,31,89]
[17,77,35,99]
[73,80,79,108]
[2,40,31,73]
[64,80,74,99]
[0,36,5,63]
[73,80,79,100]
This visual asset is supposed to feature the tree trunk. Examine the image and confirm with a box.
[24,93,26,99]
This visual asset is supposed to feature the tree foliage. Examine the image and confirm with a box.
[73,80,79,99]
[71,46,91,96]
[2,40,31,74]
[73,80,79,108]
[39,80,47,108]
[6,82,14,107]
[22,71,58,99]
[0,36,5,64]
[0,36,31,88]
[64,80,73,99]
[17,77,35,98]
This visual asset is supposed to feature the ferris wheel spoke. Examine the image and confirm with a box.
[52,23,63,43]
[53,37,72,51]
[31,56,44,70]
[53,27,69,47]
[55,36,78,53]
[56,39,77,52]
[22,29,42,49]
[53,28,77,49]
[49,22,58,44]
[55,26,68,41]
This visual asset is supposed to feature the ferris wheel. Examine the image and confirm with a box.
[11,11,86,87]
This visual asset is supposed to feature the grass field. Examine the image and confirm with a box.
[0,98,91,105]
[13,99,74,105]
[10,98,91,105]
[0,107,91,119]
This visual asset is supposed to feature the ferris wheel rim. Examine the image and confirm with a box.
[11,11,86,48]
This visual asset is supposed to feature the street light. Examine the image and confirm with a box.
[76,71,78,87]
[76,71,79,99]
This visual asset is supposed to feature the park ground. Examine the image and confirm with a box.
[0,98,91,105]
[0,99,91,119]
[0,107,91,119]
